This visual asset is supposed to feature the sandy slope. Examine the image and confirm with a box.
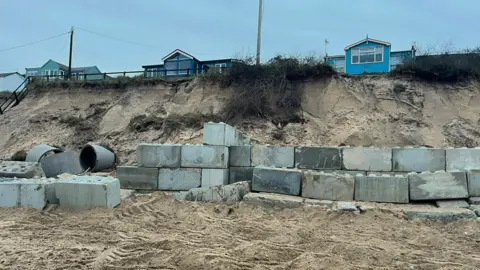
[0,192,479,269]
[1,76,480,163]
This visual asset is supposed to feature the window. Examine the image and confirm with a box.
[351,46,383,64]
[178,60,191,75]
[215,63,227,73]
[165,61,177,75]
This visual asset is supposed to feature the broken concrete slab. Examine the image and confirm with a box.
[201,169,229,188]
[181,145,229,168]
[229,145,251,167]
[435,200,470,209]
[55,175,121,209]
[116,166,158,190]
[404,208,477,221]
[120,189,135,201]
[252,167,302,196]
[354,174,409,203]
[467,170,480,197]
[0,161,45,178]
[158,168,201,190]
[229,167,254,184]
[294,147,341,170]
[251,146,294,168]
[302,171,354,201]
[40,151,83,178]
[304,199,333,208]
[136,144,181,168]
[392,148,446,172]
[336,201,358,212]
[242,192,304,209]
[342,147,392,171]
[186,181,250,204]
[409,171,469,201]
[470,206,480,217]
[446,148,480,171]
[468,197,480,205]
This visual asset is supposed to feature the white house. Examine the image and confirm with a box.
[0,72,25,92]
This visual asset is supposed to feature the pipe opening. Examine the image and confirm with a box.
[79,145,97,171]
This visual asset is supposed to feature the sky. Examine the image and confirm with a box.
[1,0,479,73]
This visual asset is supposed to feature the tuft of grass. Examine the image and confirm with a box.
[393,83,407,93]
[10,150,27,161]
[59,115,91,132]
[129,113,221,136]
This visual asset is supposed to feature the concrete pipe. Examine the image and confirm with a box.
[79,143,115,172]
[26,144,63,162]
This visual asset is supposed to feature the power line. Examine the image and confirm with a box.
[0,31,70,53]
[75,26,158,48]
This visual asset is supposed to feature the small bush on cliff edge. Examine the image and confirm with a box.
[205,55,336,124]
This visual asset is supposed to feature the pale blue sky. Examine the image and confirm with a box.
[1,0,479,73]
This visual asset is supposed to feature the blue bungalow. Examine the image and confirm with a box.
[327,37,416,75]
[25,59,103,80]
[142,49,234,78]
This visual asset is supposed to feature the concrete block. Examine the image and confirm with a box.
[468,197,480,205]
[186,181,250,204]
[409,171,468,201]
[336,201,358,212]
[0,180,20,207]
[304,199,333,208]
[181,145,229,168]
[203,122,243,146]
[302,171,354,201]
[55,176,121,208]
[392,148,445,172]
[404,208,477,221]
[294,147,341,170]
[201,169,229,188]
[252,167,302,196]
[19,181,47,209]
[136,144,181,168]
[251,146,294,168]
[0,161,45,178]
[324,170,366,176]
[158,168,201,190]
[354,174,409,203]
[435,200,469,208]
[229,167,254,184]
[242,192,304,209]
[40,151,83,178]
[446,148,480,171]
[342,147,392,171]
[366,171,408,176]
[116,166,158,190]
[467,170,480,197]
[229,146,251,167]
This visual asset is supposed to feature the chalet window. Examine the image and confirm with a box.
[214,63,227,73]
[351,46,383,64]
[178,60,191,75]
[165,61,177,75]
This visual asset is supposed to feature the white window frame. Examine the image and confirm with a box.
[215,63,227,73]
[351,46,384,64]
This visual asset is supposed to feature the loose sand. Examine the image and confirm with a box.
[0,192,479,269]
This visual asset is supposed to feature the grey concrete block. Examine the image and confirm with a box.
[136,144,181,168]
[304,199,333,208]
[19,181,47,209]
[467,170,480,197]
[251,146,294,168]
[229,146,251,167]
[229,167,254,184]
[342,147,392,171]
[336,201,358,212]
[242,192,304,209]
[55,176,121,208]
[404,208,477,221]
[203,122,243,146]
[40,151,83,178]
[302,171,354,201]
[392,148,446,172]
[116,166,158,190]
[181,145,229,168]
[294,147,341,170]
[201,169,229,188]
[252,167,302,196]
[409,171,469,201]
[186,181,250,204]
[446,148,480,171]
[324,170,366,176]
[468,197,480,205]
[354,174,409,203]
[366,171,408,176]
[0,180,20,207]
[0,161,45,178]
[158,168,201,191]
[435,200,469,209]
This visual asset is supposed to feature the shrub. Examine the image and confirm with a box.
[128,113,221,135]
[59,115,90,132]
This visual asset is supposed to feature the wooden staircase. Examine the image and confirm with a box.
[0,78,30,115]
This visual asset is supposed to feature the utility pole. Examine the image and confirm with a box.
[256,0,263,65]
[68,26,74,79]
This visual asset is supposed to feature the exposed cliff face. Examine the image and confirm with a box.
[1,76,479,163]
